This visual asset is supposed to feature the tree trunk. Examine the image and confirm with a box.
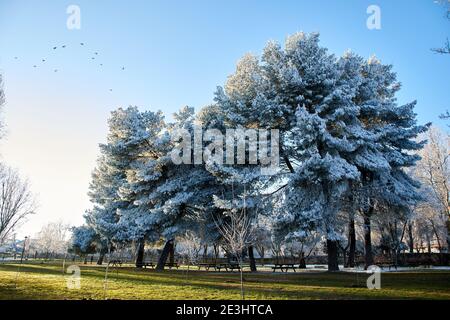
[248,246,257,272]
[426,232,432,254]
[156,239,174,271]
[213,244,219,264]
[299,252,306,269]
[169,241,175,264]
[447,219,450,253]
[135,237,145,268]
[203,245,208,261]
[326,239,339,271]
[431,221,443,252]
[239,256,245,300]
[97,248,106,265]
[347,217,356,268]
[341,248,348,268]
[408,223,414,254]
[363,214,374,269]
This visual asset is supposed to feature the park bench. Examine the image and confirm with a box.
[214,263,229,271]
[108,259,123,267]
[272,263,297,272]
[228,263,241,271]
[142,262,155,269]
[197,263,217,271]
[165,262,179,269]
[213,263,242,272]
[376,263,397,270]
[224,263,242,272]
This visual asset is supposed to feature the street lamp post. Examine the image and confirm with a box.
[15,236,29,288]
[20,236,28,264]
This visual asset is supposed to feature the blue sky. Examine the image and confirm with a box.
[0,0,448,237]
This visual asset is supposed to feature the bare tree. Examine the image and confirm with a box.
[411,193,448,253]
[0,73,5,138]
[33,220,70,258]
[0,74,4,107]
[177,231,203,280]
[214,199,255,300]
[414,126,450,250]
[440,110,450,119]
[432,0,450,54]
[440,111,450,129]
[0,165,36,244]
[432,38,450,55]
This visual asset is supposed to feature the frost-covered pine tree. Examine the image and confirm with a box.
[83,105,225,269]
[149,106,224,270]
[215,33,359,270]
[214,32,427,271]
[84,155,122,263]
[85,107,150,262]
[351,56,429,267]
[70,225,98,259]
[114,108,167,266]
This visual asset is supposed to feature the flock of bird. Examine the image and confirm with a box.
[13,42,126,92]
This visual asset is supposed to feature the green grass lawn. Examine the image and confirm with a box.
[0,261,449,300]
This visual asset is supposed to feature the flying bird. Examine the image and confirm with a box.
[62,45,66,48]
[80,43,84,46]
[54,69,58,72]
[33,65,37,68]
[94,52,98,55]
[121,67,125,70]
[53,46,57,50]
[42,59,46,62]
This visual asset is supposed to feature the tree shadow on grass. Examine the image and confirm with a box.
[1,263,449,300]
